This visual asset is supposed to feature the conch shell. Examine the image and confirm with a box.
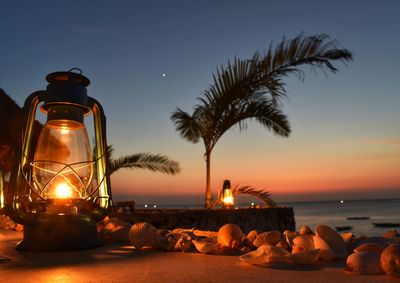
[217,224,243,250]
[380,244,400,277]
[129,222,160,249]
[344,251,383,275]
[299,225,314,235]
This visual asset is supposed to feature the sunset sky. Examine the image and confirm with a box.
[1,0,399,204]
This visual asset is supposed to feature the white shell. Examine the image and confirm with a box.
[239,245,292,266]
[380,244,400,277]
[344,251,383,275]
[217,224,243,250]
[193,238,219,254]
[315,225,347,257]
[299,225,314,235]
[313,235,346,261]
[291,249,320,265]
[253,231,282,247]
[129,222,159,249]
[292,234,315,251]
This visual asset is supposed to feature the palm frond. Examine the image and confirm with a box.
[110,153,180,175]
[232,185,276,207]
[171,108,201,143]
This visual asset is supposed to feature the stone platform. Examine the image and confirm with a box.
[111,207,295,233]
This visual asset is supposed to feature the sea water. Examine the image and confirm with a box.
[285,198,400,236]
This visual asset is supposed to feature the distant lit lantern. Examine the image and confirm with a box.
[221,179,234,209]
[5,69,112,251]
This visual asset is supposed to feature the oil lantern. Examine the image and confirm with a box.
[5,69,112,251]
[221,179,234,209]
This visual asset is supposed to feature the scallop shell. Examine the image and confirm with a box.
[299,225,314,235]
[217,224,243,250]
[239,245,292,266]
[315,225,347,257]
[380,244,400,277]
[344,251,383,275]
[353,243,384,255]
[193,238,219,254]
[292,234,315,251]
[253,231,282,247]
[313,235,347,261]
[291,249,320,265]
[129,222,159,249]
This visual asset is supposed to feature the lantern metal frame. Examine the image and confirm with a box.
[5,69,112,252]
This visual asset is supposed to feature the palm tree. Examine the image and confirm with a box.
[171,34,352,208]
[105,145,180,175]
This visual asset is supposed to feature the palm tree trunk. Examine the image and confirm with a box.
[205,151,212,209]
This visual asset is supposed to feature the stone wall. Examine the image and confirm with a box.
[111,207,295,233]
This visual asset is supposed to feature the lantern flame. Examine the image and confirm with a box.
[55,183,73,198]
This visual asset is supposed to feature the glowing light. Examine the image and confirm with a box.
[340,200,344,204]
[144,204,148,208]
[153,204,157,208]
[55,183,72,198]
[162,73,166,77]
[223,196,233,206]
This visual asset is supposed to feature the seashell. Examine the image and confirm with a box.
[292,245,305,254]
[380,244,400,277]
[353,243,384,255]
[315,225,347,256]
[163,232,192,252]
[110,226,131,243]
[299,225,314,235]
[313,235,346,261]
[193,238,220,254]
[104,217,123,232]
[193,230,218,239]
[129,222,159,249]
[276,240,290,251]
[217,224,243,250]
[292,234,315,251]
[291,249,320,265]
[253,231,282,247]
[383,230,398,239]
[239,245,292,266]
[344,251,383,275]
[246,230,258,243]
[283,230,299,247]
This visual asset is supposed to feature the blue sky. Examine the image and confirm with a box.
[1,0,399,204]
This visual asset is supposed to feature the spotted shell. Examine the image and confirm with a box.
[380,244,400,277]
[129,222,159,249]
[253,231,282,247]
[344,251,383,275]
[217,224,243,250]
[353,243,384,255]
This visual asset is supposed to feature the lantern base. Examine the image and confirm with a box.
[16,214,102,252]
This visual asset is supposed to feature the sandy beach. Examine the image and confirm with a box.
[0,229,391,283]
